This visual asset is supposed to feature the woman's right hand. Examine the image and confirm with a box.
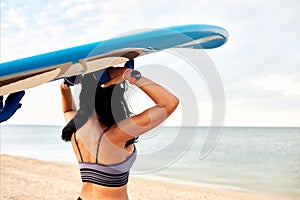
[60,81,71,90]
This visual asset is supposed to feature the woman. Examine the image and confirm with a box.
[60,66,179,200]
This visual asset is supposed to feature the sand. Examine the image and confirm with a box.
[0,154,290,200]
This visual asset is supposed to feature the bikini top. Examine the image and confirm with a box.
[74,128,137,187]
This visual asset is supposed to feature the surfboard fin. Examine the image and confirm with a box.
[64,59,135,86]
[0,91,25,123]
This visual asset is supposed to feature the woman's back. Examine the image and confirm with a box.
[72,117,136,200]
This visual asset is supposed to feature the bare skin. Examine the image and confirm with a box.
[61,67,179,200]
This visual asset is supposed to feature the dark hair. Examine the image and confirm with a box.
[61,72,137,147]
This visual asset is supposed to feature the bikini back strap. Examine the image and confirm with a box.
[95,127,110,164]
[74,132,84,162]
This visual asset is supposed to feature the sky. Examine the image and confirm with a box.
[1,0,299,127]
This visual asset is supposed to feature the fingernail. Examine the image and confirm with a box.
[101,84,105,88]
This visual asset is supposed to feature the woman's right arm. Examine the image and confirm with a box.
[108,69,179,144]
[60,82,76,123]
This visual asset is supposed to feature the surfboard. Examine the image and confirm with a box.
[0,24,228,122]
[0,24,228,96]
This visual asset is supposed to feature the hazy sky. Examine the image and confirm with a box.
[1,0,299,126]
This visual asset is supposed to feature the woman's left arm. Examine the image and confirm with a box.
[60,82,76,123]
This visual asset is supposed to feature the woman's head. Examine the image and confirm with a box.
[62,69,133,144]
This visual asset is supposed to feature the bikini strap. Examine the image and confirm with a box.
[74,132,84,162]
[95,127,110,164]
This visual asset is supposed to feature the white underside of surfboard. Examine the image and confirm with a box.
[0,69,61,95]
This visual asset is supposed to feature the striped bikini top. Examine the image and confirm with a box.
[74,128,137,187]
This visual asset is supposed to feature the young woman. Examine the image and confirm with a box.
[60,66,179,200]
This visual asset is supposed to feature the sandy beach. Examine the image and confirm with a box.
[0,154,290,200]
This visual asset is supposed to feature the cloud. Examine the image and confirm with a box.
[253,74,300,96]
[64,1,95,18]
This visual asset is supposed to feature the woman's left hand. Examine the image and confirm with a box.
[101,67,130,88]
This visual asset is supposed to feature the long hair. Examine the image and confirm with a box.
[61,71,137,147]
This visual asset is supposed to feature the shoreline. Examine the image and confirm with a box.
[132,174,256,193]
[1,154,295,200]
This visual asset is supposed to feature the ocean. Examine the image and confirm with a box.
[1,125,299,198]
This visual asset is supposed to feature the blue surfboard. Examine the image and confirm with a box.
[0,24,228,122]
[0,24,228,96]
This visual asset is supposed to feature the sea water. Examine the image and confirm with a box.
[1,125,299,198]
